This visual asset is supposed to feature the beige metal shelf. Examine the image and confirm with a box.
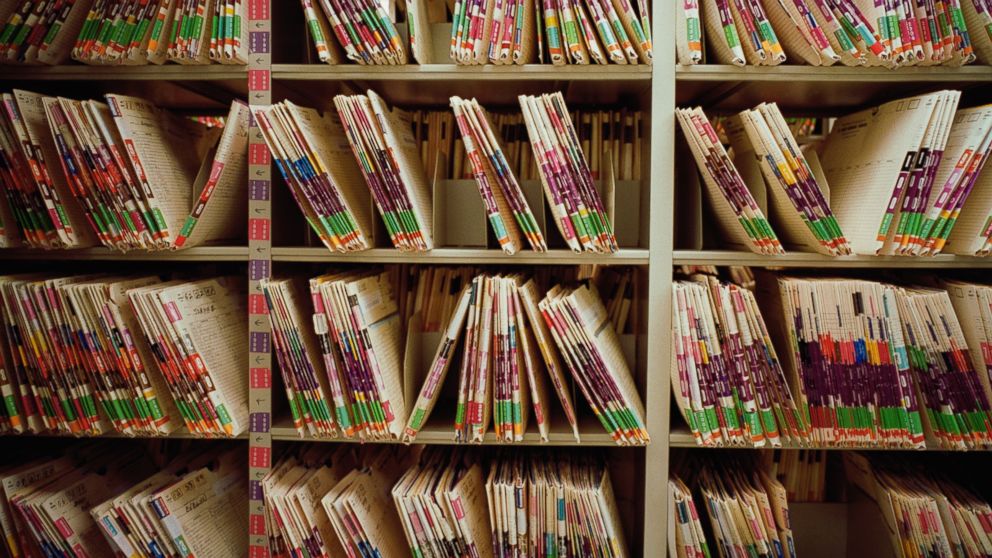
[676,64,992,82]
[0,64,247,81]
[0,429,249,440]
[668,426,973,452]
[0,246,250,261]
[270,415,624,446]
[272,63,652,81]
[673,250,992,268]
[272,246,649,265]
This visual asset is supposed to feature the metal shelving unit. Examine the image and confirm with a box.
[1,3,991,556]
[270,417,620,446]
[0,65,247,80]
[273,63,652,80]
[673,250,992,268]
[675,64,992,82]
[271,246,651,264]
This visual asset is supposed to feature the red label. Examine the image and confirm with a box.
[249,514,266,536]
[248,0,269,20]
[249,545,271,558]
[249,446,271,469]
[250,367,272,389]
[248,69,270,92]
[55,518,73,538]
[249,144,270,166]
[249,218,270,241]
[249,294,269,315]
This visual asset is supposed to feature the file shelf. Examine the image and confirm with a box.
[672,250,992,269]
[14,429,250,440]
[675,64,992,83]
[270,417,620,446]
[272,63,653,81]
[0,65,247,81]
[271,246,651,265]
[0,246,251,261]
[667,427,981,451]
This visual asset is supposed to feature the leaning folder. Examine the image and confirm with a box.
[450,96,547,254]
[252,100,375,253]
[334,91,435,251]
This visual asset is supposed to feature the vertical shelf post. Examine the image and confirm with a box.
[645,2,677,555]
[247,1,273,556]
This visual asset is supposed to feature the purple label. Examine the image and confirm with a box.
[249,259,270,281]
[249,480,264,501]
[249,31,271,54]
[250,331,271,353]
[249,412,271,434]
[249,180,270,201]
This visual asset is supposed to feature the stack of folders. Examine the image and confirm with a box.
[0,445,160,557]
[126,276,249,437]
[263,445,417,558]
[677,106,784,255]
[945,160,992,256]
[968,0,992,64]
[0,0,247,66]
[299,0,419,64]
[251,100,375,253]
[404,273,646,444]
[761,449,828,502]
[409,273,554,444]
[845,452,992,558]
[450,96,547,254]
[0,274,185,437]
[676,0,990,67]
[0,90,248,251]
[767,276,925,448]
[896,285,992,449]
[449,0,652,65]
[0,89,98,250]
[263,447,628,558]
[822,93,992,256]
[724,103,850,256]
[0,0,95,65]
[520,92,618,253]
[264,270,406,441]
[391,448,492,557]
[767,276,992,449]
[69,0,247,65]
[670,459,796,558]
[485,451,629,557]
[0,274,248,437]
[700,0,786,66]
[452,274,539,444]
[92,445,247,558]
[447,0,536,64]
[334,90,435,251]
[945,279,992,401]
[539,282,648,443]
[668,475,712,558]
[671,277,808,448]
